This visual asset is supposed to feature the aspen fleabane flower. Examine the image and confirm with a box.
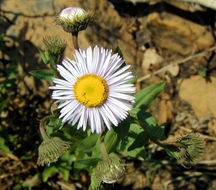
[56,7,94,33]
[50,46,136,133]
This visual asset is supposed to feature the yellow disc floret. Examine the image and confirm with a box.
[74,74,109,107]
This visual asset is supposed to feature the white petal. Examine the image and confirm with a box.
[109,92,135,102]
[62,59,79,78]
[98,106,111,130]
[52,78,72,88]
[89,108,96,133]
[49,85,73,90]
[101,103,118,126]
[110,84,136,93]
[57,65,76,84]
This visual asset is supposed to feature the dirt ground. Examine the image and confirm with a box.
[1,0,216,189]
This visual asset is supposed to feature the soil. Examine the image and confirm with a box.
[1,0,216,189]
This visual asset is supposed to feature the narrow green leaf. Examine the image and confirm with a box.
[104,129,119,153]
[129,123,144,134]
[114,46,124,58]
[48,117,64,130]
[130,108,166,140]
[90,172,102,189]
[0,98,9,112]
[165,148,180,160]
[0,137,11,153]
[42,166,58,182]
[119,136,146,158]
[113,117,131,139]
[58,163,71,181]
[29,69,55,82]
[76,134,100,153]
[134,82,166,110]
[128,131,149,151]
[76,158,100,167]
[39,49,49,64]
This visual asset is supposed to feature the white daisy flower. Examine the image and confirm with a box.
[49,46,136,133]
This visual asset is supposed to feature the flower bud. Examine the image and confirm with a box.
[56,7,94,34]
[37,136,71,166]
[43,36,66,58]
[94,157,126,184]
[178,133,204,163]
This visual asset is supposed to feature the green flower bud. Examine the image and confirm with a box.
[178,133,204,163]
[37,136,71,166]
[56,7,94,34]
[43,36,66,58]
[94,157,126,184]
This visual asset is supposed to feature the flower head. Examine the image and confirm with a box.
[50,46,136,133]
[37,136,71,166]
[56,7,94,33]
[178,133,204,163]
[94,157,126,184]
[43,36,66,58]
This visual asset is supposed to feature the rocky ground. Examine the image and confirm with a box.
[1,0,216,189]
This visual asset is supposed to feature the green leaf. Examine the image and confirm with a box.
[114,46,124,58]
[29,69,55,82]
[165,148,180,160]
[58,163,71,181]
[129,108,166,140]
[134,82,166,111]
[91,136,101,158]
[128,131,149,151]
[0,98,9,112]
[48,117,64,130]
[197,65,207,77]
[76,134,100,153]
[119,136,146,158]
[61,152,74,165]
[76,158,100,167]
[49,56,57,70]
[129,123,144,134]
[39,49,49,64]
[90,172,102,189]
[113,117,131,139]
[0,137,11,153]
[42,165,58,182]
[104,129,119,153]
[130,108,157,127]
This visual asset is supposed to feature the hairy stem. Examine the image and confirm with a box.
[72,32,79,50]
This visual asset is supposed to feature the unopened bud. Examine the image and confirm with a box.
[56,7,94,33]
[178,133,204,163]
[43,36,66,57]
[94,157,126,184]
[37,136,71,166]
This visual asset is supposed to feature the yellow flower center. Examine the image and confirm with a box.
[74,74,109,107]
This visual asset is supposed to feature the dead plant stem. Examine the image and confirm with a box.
[138,45,216,83]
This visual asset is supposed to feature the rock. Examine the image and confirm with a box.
[3,0,140,67]
[179,76,216,118]
[167,64,180,77]
[142,48,164,73]
[33,0,54,14]
[144,12,214,55]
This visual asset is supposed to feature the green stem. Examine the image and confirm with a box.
[39,116,51,141]
[152,139,185,150]
[100,135,109,160]
[72,32,79,50]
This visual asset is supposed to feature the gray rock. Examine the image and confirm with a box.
[33,0,54,14]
